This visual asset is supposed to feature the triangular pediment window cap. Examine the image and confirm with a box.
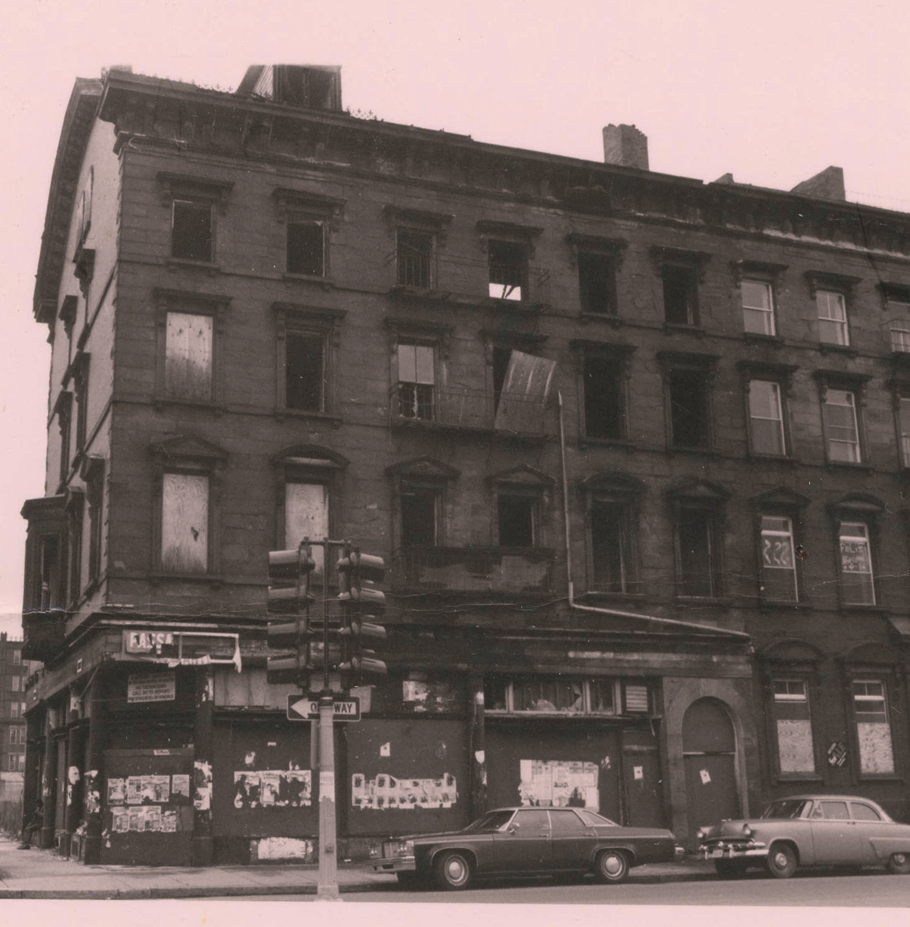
[149,435,228,462]
[758,638,825,664]
[839,641,902,665]
[485,464,555,488]
[751,486,811,509]
[385,456,460,482]
[828,492,886,517]
[272,445,349,470]
[667,479,730,502]
[581,471,646,495]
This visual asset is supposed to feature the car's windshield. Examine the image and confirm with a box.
[761,799,809,820]
[462,810,515,833]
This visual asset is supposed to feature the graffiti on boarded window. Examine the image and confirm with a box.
[351,773,456,810]
[233,769,312,809]
[517,760,599,810]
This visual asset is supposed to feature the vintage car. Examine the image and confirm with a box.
[698,794,910,879]
[372,805,684,890]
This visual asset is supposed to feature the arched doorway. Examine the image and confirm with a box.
[683,698,740,835]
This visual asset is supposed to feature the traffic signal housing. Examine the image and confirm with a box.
[266,544,316,686]
[336,550,388,685]
[267,547,316,612]
[266,615,314,686]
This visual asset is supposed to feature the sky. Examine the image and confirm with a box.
[1,0,909,640]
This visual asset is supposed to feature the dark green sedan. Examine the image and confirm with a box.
[372,806,683,890]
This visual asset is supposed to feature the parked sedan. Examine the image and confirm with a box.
[372,806,683,890]
[698,794,910,879]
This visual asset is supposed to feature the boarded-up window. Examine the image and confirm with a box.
[166,312,213,401]
[773,679,815,774]
[853,679,894,775]
[285,483,329,574]
[161,473,209,574]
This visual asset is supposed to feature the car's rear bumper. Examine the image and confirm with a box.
[371,857,417,874]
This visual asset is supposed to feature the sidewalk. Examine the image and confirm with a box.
[0,833,716,899]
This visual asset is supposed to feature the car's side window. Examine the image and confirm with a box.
[850,802,882,821]
[513,810,551,832]
[549,810,588,833]
[816,800,850,820]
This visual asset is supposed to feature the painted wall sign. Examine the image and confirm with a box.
[517,760,599,810]
[127,672,176,703]
[351,773,457,810]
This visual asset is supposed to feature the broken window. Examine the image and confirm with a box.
[286,331,325,412]
[772,679,816,775]
[397,342,435,420]
[400,486,438,546]
[161,472,209,574]
[172,199,213,262]
[497,493,536,547]
[492,349,556,434]
[287,220,325,275]
[488,240,527,301]
[397,229,434,288]
[662,264,698,325]
[676,508,721,598]
[852,679,894,775]
[668,368,711,448]
[583,356,625,440]
[591,501,635,593]
[165,312,213,402]
[578,252,616,315]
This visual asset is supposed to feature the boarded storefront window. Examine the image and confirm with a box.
[853,679,894,774]
[773,679,815,774]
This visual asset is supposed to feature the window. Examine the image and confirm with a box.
[583,355,626,440]
[742,279,775,336]
[285,482,330,575]
[838,521,875,605]
[387,456,458,553]
[401,486,438,547]
[82,457,104,587]
[497,492,536,547]
[54,392,73,486]
[882,286,910,351]
[760,516,798,601]
[823,388,861,462]
[9,728,16,744]
[749,380,786,455]
[662,264,699,326]
[161,473,209,574]
[10,677,21,692]
[899,396,910,468]
[7,754,15,772]
[397,342,435,421]
[70,352,90,455]
[578,252,616,315]
[166,312,213,402]
[852,679,895,775]
[817,289,848,345]
[851,801,882,821]
[286,331,326,413]
[670,480,728,600]
[397,228,434,288]
[38,536,61,611]
[483,677,647,716]
[287,220,325,276]
[10,703,19,718]
[65,489,84,606]
[172,199,212,262]
[591,502,634,593]
[772,679,816,775]
[488,240,527,301]
[12,650,21,666]
[663,360,714,450]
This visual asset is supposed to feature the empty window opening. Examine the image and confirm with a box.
[286,332,325,412]
[498,494,536,547]
[287,220,325,275]
[584,356,624,440]
[669,369,710,448]
[397,229,433,288]
[488,240,527,301]
[401,488,437,547]
[578,253,615,315]
[663,265,698,325]
[172,200,212,262]
[678,509,717,597]
[591,501,631,592]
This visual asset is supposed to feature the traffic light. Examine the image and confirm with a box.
[268,546,316,612]
[336,549,388,685]
[266,544,316,686]
[266,615,314,685]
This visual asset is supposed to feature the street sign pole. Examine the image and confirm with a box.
[315,689,339,901]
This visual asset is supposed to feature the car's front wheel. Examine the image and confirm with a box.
[715,859,748,878]
[595,849,630,884]
[887,852,910,875]
[434,850,474,891]
[766,843,797,879]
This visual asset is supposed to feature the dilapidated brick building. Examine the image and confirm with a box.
[20,64,910,865]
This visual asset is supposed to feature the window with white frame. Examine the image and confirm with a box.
[483,677,650,715]
[742,279,775,335]
[397,342,435,420]
[761,516,798,601]
[838,521,875,605]
[12,649,21,665]
[891,311,910,352]
[882,288,910,351]
[772,679,816,775]
[10,677,21,692]
[817,290,849,345]
[10,702,19,718]
[8,728,16,744]
[749,380,786,455]
[823,388,861,462]
[852,679,895,775]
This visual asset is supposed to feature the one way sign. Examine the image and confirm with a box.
[287,694,361,722]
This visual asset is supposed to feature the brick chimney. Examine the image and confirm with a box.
[790,166,845,202]
[603,124,649,171]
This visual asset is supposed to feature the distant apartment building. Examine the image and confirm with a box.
[0,633,29,801]
[18,64,910,866]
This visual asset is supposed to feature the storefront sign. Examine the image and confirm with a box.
[122,630,241,672]
[351,772,457,810]
[127,672,176,703]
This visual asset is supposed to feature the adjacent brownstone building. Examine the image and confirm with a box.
[20,64,910,866]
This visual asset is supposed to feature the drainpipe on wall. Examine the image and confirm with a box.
[557,391,749,641]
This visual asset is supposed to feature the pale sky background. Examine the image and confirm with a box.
[2,0,909,641]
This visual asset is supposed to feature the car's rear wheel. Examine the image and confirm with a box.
[595,849,630,884]
[766,843,797,879]
[887,852,910,875]
[434,851,473,891]
[715,859,748,878]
